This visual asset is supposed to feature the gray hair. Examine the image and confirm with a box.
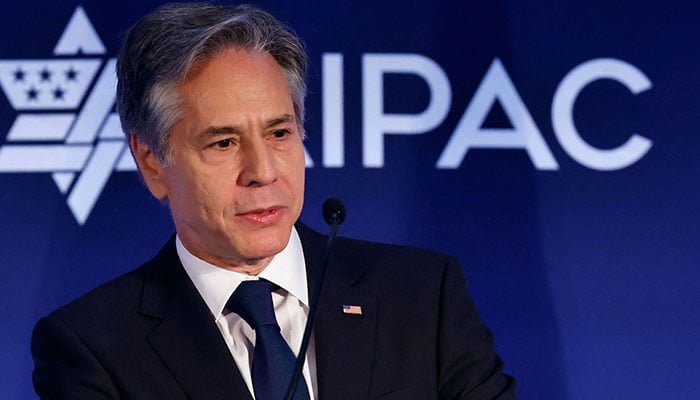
[116,3,308,164]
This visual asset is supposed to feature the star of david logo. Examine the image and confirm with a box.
[0,6,137,225]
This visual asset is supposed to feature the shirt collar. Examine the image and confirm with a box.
[177,227,308,321]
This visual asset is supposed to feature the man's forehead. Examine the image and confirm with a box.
[184,46,272,81]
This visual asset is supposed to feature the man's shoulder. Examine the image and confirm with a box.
[337,236,463,292]
[44,236,178,329]
[297,222,460,287]
[336,234,454,267]
[299,220,453,261]
[51,266,144,321]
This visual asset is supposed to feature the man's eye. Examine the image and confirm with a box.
[272,129,290,139]
[215,139,232,148]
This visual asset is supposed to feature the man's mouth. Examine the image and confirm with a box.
[237,207,285,225]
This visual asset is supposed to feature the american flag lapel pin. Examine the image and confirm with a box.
[342,304,363,315]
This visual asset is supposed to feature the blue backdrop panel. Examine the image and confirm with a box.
[1,1,698,399]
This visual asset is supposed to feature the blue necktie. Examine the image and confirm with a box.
[227,280,311,400]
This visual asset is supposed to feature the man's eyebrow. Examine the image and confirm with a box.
[265,114,295,129]
[201,126,240,136]
[200,115,295,136]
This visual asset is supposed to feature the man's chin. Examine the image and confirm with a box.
[232,233,290,260]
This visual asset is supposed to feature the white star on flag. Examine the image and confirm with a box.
[0,60,101,109]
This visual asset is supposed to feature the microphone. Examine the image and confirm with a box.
[322,197,346,226]
[284,198,346,400]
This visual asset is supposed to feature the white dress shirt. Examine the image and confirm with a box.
[177,227,317,400]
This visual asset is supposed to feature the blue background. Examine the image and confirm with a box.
[1,1,699,399]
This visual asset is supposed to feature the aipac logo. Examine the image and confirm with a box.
[0,6,135,225]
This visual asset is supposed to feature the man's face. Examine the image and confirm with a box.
[134,47,305,273]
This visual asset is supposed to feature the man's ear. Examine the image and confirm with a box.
[130,134,169,200]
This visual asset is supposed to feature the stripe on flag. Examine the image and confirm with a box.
[342,304,362,315]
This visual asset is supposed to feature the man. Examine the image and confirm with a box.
[31,3,516,399]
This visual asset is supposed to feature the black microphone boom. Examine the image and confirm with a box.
[284,198,346,400]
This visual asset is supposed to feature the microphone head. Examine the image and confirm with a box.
[322,198,346,226]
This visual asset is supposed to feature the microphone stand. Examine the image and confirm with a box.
[284,199,344,400]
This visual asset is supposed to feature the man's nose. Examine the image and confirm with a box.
[237,138,279,187]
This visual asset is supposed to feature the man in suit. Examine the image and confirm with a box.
[31,3,516,399]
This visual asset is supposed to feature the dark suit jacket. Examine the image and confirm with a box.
[32,223,516,399]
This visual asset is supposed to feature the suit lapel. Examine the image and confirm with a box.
[314,282,377,400]
[138,226,377,400]
[139,237,252,400]
[298,223,377,400]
